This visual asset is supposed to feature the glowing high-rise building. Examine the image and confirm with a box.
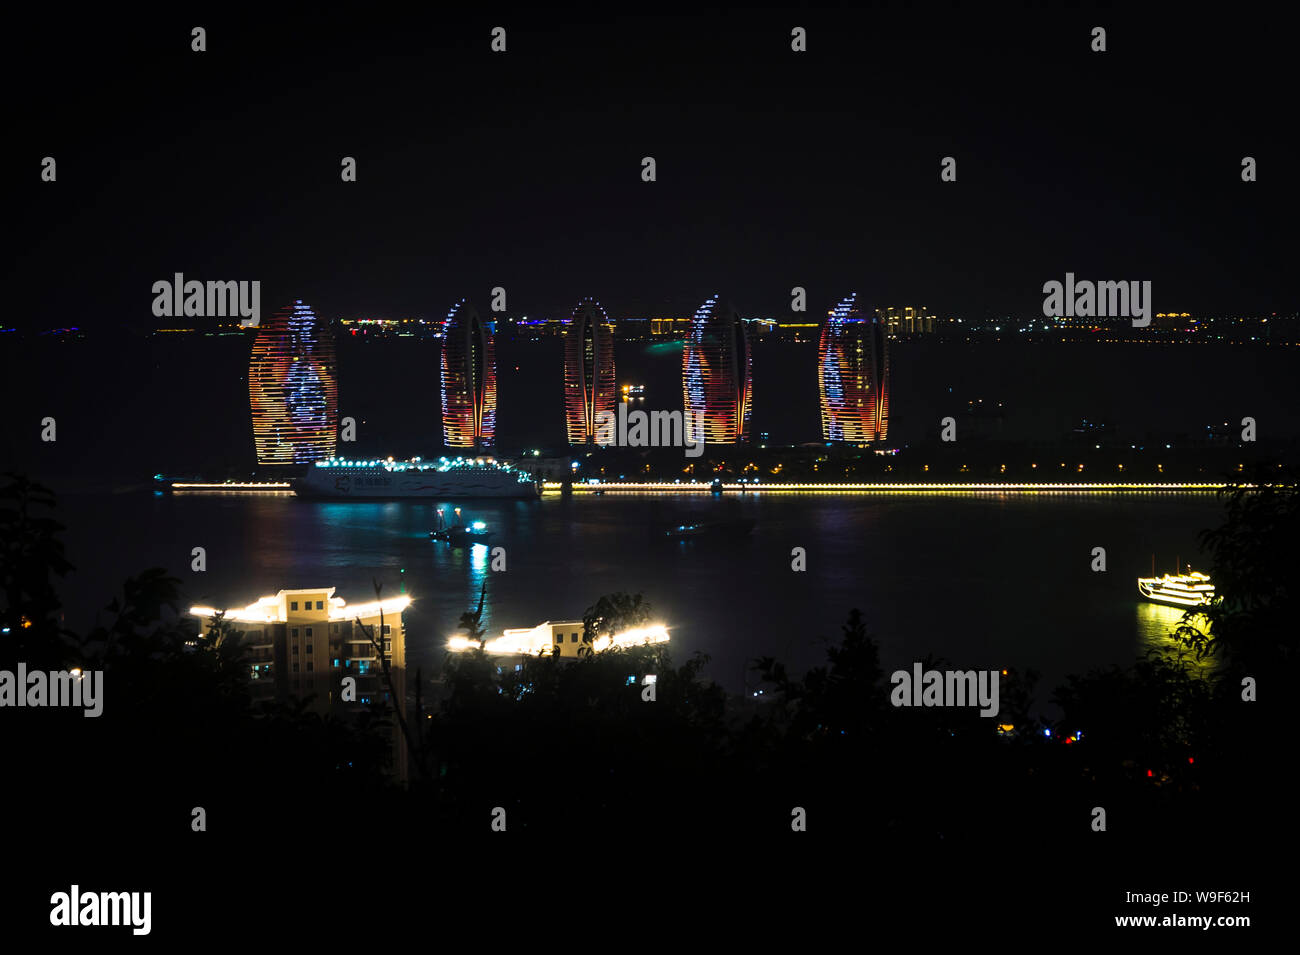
[563,298,617,445]
[248,300,339,465]
[819,293,889,443]
[682,295,753,444]
[440,300,496,449]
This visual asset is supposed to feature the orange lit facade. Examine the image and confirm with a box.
[563,298,617,445]
[440,300,496,449]
[682,296,753,444]
[248,300,339,465]
[819,293,889,443]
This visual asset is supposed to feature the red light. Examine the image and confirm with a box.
[1146,770,1153,777]
[1188,757,1194,764]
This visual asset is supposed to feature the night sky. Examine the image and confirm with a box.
[7,4,1297,327]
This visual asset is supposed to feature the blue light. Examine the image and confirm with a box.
[1043,728,1051,737]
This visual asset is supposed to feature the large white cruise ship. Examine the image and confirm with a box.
[1137,570,1215,608]
[295,456,540,499]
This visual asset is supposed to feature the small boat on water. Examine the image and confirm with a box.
[1137,568,1215,608]
[430,508,493,547]
[665,518,754,540]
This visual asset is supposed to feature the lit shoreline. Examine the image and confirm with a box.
[164,479,1227,496]
[542,481,1225,495]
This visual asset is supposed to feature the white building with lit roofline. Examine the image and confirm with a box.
[447,620,669,659]
[190,587,409,782]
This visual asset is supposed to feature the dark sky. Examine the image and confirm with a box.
[7,3,1296,327]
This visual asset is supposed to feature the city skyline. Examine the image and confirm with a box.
[3,5,1290,935]
[10,291,1294,341]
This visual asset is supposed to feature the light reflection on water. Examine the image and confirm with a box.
[52,490,1229,699]
[1135,602,1220,674]
[469,541,489,584]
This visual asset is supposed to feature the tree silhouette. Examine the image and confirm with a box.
[1173,464,1299,673]
[580,591,651,657]
[459,581,489,648]
[353,576,425,780]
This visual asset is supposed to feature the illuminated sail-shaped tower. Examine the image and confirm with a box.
[248,300,339,465]
[818,293,889,443]
[682,295,753,444]
[440,300,496,449]
[563,298,617,445]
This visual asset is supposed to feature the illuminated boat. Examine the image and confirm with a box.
[430,508,493,546]
[1137,570,1215,608]
[296,456,540,499]
[430,522,492,546]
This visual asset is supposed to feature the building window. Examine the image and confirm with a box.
[290,601,298,611]
[306,644,313,654]
[305,627,313,638]
[306,662,314,671]
[292,662,299,672]
[291,628,299,638]
[555,635,563,645]
[571,633,578,643]
[316,600,324,610]
[292,645,299,654]
[381,624,391,635]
